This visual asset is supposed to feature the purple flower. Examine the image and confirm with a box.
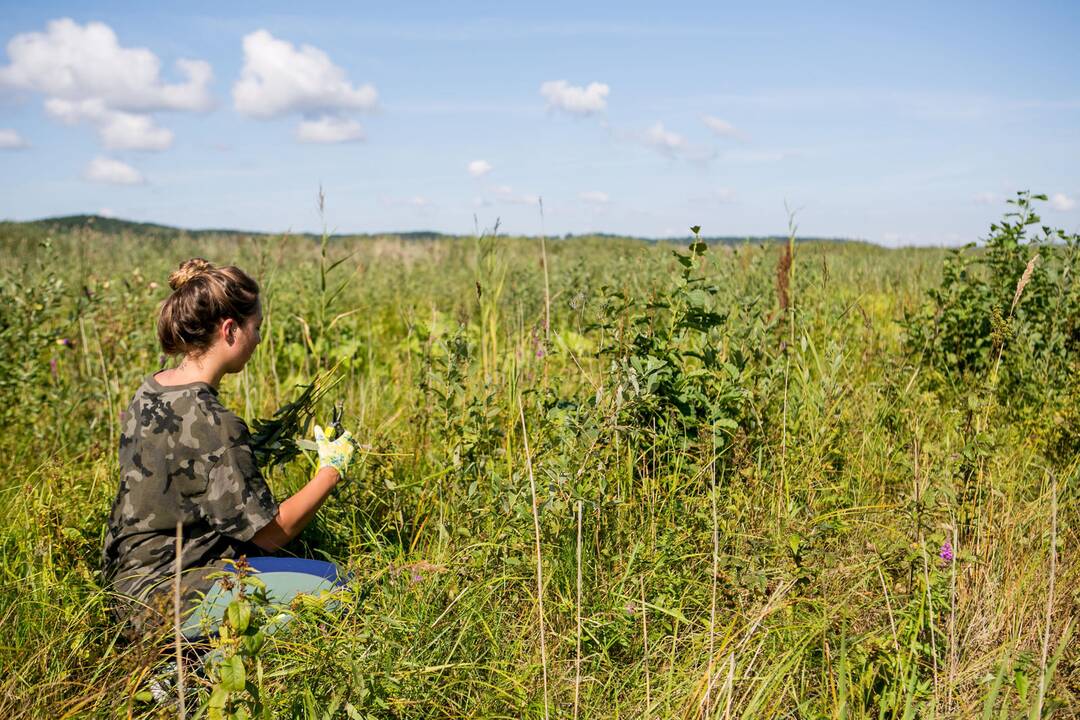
[939,541,954,565]
[49,358,58,380]
[535,345,545,359]
[55,337,72,348]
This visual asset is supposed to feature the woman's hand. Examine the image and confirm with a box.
[251,425,355,552]
[313,425,354,477]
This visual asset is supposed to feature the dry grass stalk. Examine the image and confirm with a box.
[174,520,185,720]
[706,455,719,716]
[518,401,550,720]
[775,244,792,314]
[574,500,583,720]
[1034,470,1057,717]
[1010,253,1039,314]
[641,576,650,717]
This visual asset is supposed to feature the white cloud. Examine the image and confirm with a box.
[701,115,743,140]
[644,122,686,153]
[973,191,1001,206]
[579,190,610,205]
[234,30,377,123]
[490,184,539,205]
[468,159,493,177]
[629,121,715,162]
[540,80,609,115]
[99,207,115,217]
[0,19,210,151]
[0,19,212,110]
[0,128,27,149]
[83,156,144,185]
[296,115,364,143]
[379,194,433,210]
[45,98,173,150]
[720,148,798,164]
[1049,193,1075,212]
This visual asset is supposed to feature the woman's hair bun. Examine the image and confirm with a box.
[168,257,214,291]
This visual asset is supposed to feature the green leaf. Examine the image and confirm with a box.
[227,599,251,634]
[241,574,267,592]
[209,684,230,709]
[220,654,247,692]
[241,631,266,657]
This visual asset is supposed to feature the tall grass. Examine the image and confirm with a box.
[0,219,1074,718]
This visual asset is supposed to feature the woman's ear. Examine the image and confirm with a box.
[221,317,237,345]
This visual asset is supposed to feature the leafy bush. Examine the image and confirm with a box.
[902,192,1080,459]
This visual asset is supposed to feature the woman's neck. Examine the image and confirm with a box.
[160,355,227,389]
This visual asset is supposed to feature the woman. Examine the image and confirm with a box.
[102,257,354,639]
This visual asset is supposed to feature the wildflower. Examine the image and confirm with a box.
[49,358,59,380]
[531,326,545,358]
[55,337,73,348]
[148,281,159,290]
[939,541,954,565]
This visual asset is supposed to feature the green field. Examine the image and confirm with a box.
[0,196,1076,718]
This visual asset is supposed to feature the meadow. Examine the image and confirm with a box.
[0,193,1076,718]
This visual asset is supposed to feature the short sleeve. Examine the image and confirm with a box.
[199,444,279,541]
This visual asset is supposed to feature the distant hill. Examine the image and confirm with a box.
[16,214,270,239]
[3,214,863,246]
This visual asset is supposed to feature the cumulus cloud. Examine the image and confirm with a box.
[1050,193,1076,211]
[0,19,212,152]
[644,122,686,153]
[296,115,364,143]
[233,30,376,142]
[83,156,144,185]
[45,98,173,150]
[628,121,715,162]
[468,159,493,177]
[973,191,1001,206]
[579,190,610,205]
[0,128,28,149]
[701,115,744,140]
[540,80,609,115]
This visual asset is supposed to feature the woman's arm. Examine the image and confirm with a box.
[250,467,340,552]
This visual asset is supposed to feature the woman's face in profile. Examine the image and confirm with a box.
[240,298,264,361]
[225,298,263,372]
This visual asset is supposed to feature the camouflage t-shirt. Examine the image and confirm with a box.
[102,372,279,623]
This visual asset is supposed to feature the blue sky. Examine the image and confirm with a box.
[1,1,1077,244]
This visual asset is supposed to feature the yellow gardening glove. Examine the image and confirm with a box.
[313,425,354,476]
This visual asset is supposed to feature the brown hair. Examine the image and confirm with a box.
[157,258,260,356]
